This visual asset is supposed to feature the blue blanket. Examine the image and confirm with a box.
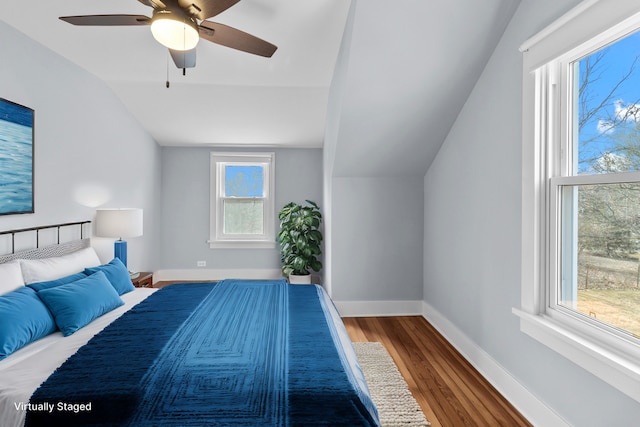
[26,280,379,426]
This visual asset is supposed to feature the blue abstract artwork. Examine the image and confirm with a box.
[0,98,34,215]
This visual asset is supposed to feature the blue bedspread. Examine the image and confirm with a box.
[26,280,380,426]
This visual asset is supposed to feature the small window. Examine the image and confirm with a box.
[209,152,275,248]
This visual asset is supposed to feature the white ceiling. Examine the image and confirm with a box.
[0,0,351,147]
[1,0,522,175]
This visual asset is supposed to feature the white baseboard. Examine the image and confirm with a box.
[334,299,423,317]
[154,268,283,283]
[421,301,568,427]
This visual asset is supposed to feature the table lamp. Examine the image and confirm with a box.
[95,208,143,268]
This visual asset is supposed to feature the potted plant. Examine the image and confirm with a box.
[278,200,323,284]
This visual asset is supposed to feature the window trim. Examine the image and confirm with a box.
[209,152,275,249]
[518,0,640,403]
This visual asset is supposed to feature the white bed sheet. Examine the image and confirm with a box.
[0,287,156,427]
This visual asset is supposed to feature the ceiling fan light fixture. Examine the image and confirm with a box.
[150,10,199,51]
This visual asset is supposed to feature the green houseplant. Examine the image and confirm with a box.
[278,200,323,283]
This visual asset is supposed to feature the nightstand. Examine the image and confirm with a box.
[131,272,153,288]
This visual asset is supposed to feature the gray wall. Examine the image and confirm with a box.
[0,21,162,272]
[331,177,423,301]
[423,0,640,425]
[324,1,424,303]
[160,147,323,272]
[323,0,357,296]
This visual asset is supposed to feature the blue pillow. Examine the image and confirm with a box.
[0,287,57,360]
[37,271,124,337]
[84,258,134,295]
[27,271,88,292]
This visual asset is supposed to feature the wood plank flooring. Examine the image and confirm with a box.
[343,316,532,427]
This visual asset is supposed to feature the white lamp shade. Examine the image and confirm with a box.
[96,208,143,239]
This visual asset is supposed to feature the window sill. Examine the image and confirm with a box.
[208,240,276,249]
[512,308,640,403]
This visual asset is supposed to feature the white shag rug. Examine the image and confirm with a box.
[353,342,430,427]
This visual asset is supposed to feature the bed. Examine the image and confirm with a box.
[0,222,380,426]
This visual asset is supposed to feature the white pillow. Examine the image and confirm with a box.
[0,261,25,295]
[20,247,102,285]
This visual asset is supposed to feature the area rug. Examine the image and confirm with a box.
[353,342,430,426]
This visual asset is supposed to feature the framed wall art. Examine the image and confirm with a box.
[0,98,34,215]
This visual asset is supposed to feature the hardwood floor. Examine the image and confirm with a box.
[343,316,532,427]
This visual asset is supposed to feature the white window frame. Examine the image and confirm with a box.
[209,152,275,249]
[516,0,640,403]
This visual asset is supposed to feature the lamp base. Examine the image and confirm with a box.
[114,240,128,267]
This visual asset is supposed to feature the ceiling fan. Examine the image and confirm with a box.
[59,0,277,69]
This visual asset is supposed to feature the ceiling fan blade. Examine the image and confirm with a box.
[185,0,240,20]
[199,21,277,57]
[169,48,197,69]
[59,15,151,26]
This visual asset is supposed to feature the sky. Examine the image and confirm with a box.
[225,165,264,197]
[578,29,640,173]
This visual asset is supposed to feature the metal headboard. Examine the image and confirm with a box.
[0,221,92,264]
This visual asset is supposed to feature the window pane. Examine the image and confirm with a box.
[225,165,264,197]
[575,30,640,175]
[561,183,640,337]
[223,199,264,235]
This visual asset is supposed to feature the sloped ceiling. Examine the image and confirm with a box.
[0,0,520,175]
[0,0,350,147]
[331,0,521,176]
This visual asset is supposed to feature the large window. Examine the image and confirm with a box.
[209,152,275,248]
[554,29,640,340]
[518,2,640,403]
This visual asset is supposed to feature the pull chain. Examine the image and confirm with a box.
[166,53,170,88]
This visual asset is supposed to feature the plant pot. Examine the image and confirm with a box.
[288,273,312,284]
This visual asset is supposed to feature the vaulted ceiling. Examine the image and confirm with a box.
[1,0,520,175]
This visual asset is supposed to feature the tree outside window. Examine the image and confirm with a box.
[560,29,640,338]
